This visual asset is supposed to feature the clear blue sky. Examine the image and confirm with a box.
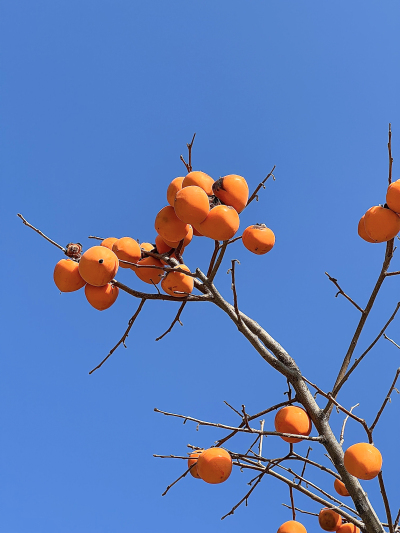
[2,2,400,532]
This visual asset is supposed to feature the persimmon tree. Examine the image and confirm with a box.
[18,127,400,533]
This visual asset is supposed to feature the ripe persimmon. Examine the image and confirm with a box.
[112,237,141,268]
[197,205,240,241]
[182,171,214,195]
[133,256,164,285]
[337,524,360,533]
[212,174,249,213]
[277,520,307,533]
[174,185,210,225]
[318,508,342,531]
[155,206,190,242]
[343,443,382,480]
[357,215,375,243]
[242,224,275,254]
[79,246,119,287]
[161,265,194,297]
[163,226,193,248]
[155,235,173,254]
[85,283,119,311]
[274,406,312,443]
[167,176,185,206]
[333,479,350,497]
[386,179,400,213]
[196,447,232,484]
[188,449,204,479]
[101,237,119,250]
[140,242,154,252]
[192,226,204,237]
[54,259,86,292]
[363,206,400,242]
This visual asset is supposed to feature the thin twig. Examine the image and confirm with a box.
[207,241,220,277]
[208,241,228,282]
[228,259,242,326]
[289,486,296,520]
[220,473,264,520]
[88,235,105,241]
[282,504,318,517]
[224,401,242,417]
[154,408,323,441]
[155,302,187,341]
[325,272,365,313]
[258,420,265,465]
[298,447,312,486]
[339,404,359,446]
[17,213,66,252]
[246,165,276,207]
[378,471,394,533]
[369,367,400,433]
[383,334,400,350]
[161,465,194,497]
[386,271,400,277]
[88,299,146,374]
[180,133,196,173]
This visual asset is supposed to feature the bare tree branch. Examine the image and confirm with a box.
[340,404,360,446]
[221,473,265,520]
[388,123,393,185]
[369,368,400,433]
[89,299,146,374]
[180,133,196,173]
[17,213,66,253]
[325,272,365,313]
[228,259,242,326]
[155,302,187,341]
[383,334,400,350]
[246,165,276,207]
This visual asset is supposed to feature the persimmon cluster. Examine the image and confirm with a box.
[358,179,400,242]
[52,169,276,309]
[187,405,383,533]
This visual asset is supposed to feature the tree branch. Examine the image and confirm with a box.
[325,272,365,313]
[246,165,276,207]
[17,213,66,253]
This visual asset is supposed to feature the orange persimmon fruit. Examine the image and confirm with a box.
[357,215,375,243]
[161,264,194,297]
[188,449,204,479]
[167,176,185,206]
[343,443,382,480]
[112,237,142,268]
[274,406,312,443]
[155,206,190,242]
[140,242,154,252]
[386,179,400,213]
[174,185,210,225]
[101,237,119,250]
[192,226,204,237]
[196,447,232,484]
[133,256,163,285]
[337,524,360,533]
[155,235,173,254]
[79,246,119,287]
[196,205,240,241]
[277,520,307,533]
[363,206,400,242]
[162,225,193,248]
[242,224,275,254]
[212,174,249,213]
[85,283,119,311]
[53,259,86,292]
[318,508,342,531]
[333,479,350,497]
[182,170,214,195]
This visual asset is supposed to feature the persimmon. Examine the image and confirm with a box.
[333,478,350,497]
[277,520,307,533]
[101,237,118,250]
[155,206,190,242]
[242,224,275,254]
[274,406,312,443]
[133,256,164,285]
[112,237,141,268]
[79,246,119,287]
[196,447,232,484]
[343,443,382,480]
[386,179,400,213]
[357,215,375,243]
[85,283,119,311]
[167,176,185,206]
[212,174,249,213]
[161,264,194,297]
[163,226,193,248]
[318,508,342,531]
[140,242,154,252]
[182,170,214,195]
[53,259,86,292]
[336,524,360,533]
[197,205,240,241]
[363,205,400,242]
[188,449,204,479]
[174,185,210,225]
[155,234,173,254]
[192,226,204,237]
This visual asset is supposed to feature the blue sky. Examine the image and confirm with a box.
[2,1,400,532]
